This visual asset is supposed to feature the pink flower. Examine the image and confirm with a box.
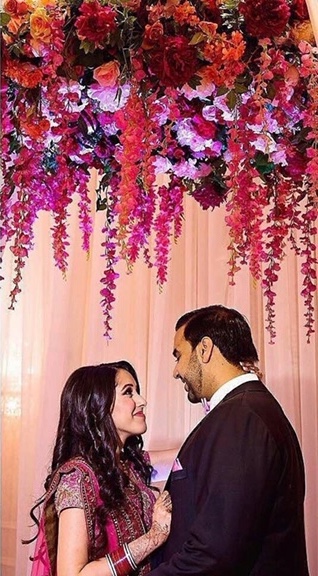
[87,83,130,112]
[1,0,318,341]
[192,114,217,139]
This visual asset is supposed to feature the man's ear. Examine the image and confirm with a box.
[197,336,214,363]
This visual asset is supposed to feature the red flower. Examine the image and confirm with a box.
[191,179,226,209]
[290,0,309,21]
[199,0,222,25]
[282,149,308,181]
[75,0,117,46]
[239,0,290,38]
[148,35,198,88]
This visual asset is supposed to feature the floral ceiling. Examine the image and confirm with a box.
[1,0,318,339]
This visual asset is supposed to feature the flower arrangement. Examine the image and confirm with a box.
[1,0,317,340]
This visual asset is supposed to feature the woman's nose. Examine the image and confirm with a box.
[173,365,179,379]
[137,393,147,407]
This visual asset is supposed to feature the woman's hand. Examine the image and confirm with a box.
[148,490,172,546]
[122,490,172,568]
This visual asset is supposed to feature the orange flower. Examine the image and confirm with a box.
[36,0,58,6]
[204,31,245,65]
[200,0,219,9]
[174,2,199,26]
[93,61,120,87]
[290,20,315,45]
[20,116,50,139]
[142,22,164,49]
[119,0,141,9]
[6,61,43,87]
[4,0,29,15]
[30,7,52,44]
[199,21,218,39]
[284,64,300,86]
[4,0,30,36]
[5,16,27,36]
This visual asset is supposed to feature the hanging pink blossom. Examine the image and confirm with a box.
[1,0,317,340]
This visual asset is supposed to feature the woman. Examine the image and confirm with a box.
[24,361,172,576]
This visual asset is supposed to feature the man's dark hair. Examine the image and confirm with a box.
[176,305,258,366]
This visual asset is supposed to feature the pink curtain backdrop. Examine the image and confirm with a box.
[306,0,318,44]
[1,4,318,574]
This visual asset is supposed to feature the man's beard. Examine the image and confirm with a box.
[183,351,203,404]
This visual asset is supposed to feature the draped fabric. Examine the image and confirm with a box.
[306,0,318,44]
[1,5,318,573]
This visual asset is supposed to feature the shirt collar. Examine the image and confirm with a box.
[202,373,259,414]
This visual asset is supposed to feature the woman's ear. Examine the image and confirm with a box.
[197,336,214,364]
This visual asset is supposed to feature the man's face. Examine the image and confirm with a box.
[173,326,203,403]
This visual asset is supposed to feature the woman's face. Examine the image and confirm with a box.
[111,369,147,444]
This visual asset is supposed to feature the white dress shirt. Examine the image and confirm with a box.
[202,373,259,414]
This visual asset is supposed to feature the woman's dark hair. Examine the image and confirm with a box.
[176,305,259,366]
[24,360,153,557]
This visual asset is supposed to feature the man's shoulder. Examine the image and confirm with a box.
[219,380,278,411]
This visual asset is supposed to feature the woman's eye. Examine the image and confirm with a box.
[124,387,134,396]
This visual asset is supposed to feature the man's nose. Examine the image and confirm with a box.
[173,365,180,379]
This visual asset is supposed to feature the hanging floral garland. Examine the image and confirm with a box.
[1,0,318,340]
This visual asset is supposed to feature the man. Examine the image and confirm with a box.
[150,305,309,575]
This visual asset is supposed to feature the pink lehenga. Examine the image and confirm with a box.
[30,456,156,576]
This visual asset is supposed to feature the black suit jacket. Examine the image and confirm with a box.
[150,381,309,576]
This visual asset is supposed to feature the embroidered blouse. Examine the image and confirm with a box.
[31,454,156,576]
[55,470,83,513]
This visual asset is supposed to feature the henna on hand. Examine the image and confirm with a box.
[148,520,170,546]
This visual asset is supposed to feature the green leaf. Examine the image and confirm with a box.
[253,152,275,175]
[9,133,21,154]
[12,45,24,57]
[257,162,275,175]
[187,74,204,90]
[234,82,248,94]
[96,198,108,211]
[233,72,252,95]
[265,82,276,100]
[0,12,11,26]
[216,86,228,96]
[80,40,95,55]
[227,90,237,110]
[189,32,206,46]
